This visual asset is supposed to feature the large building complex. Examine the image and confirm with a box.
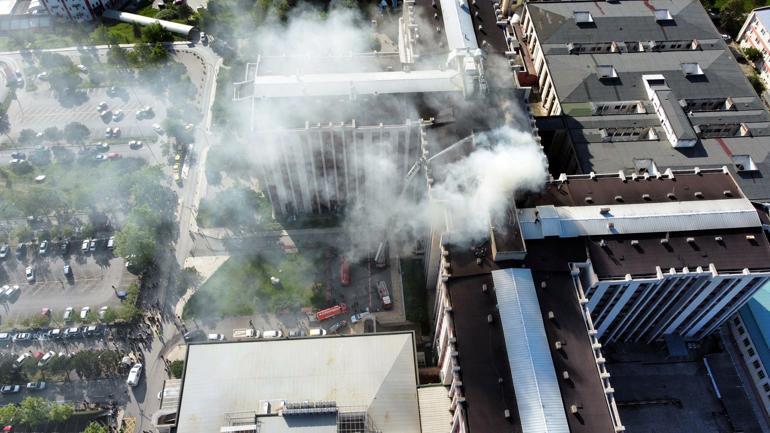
[39,0,117,21]
[517,0,770,202]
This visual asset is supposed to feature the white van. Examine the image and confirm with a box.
[126,363,143,387]
[262,330,283,339]
[232,329,259,339]
[308,328,327,336]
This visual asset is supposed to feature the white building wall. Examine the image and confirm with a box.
[729,314,770,418]
[738,13,770,88]
[578,264,770,342]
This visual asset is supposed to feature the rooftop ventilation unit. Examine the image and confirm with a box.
[597,65,618,80]
[614,195,624,203]
[600,207,611,214]
[694,191,704,199]
[487,314,494,323]
[642,193,651,201]
[654,8,673,21]
[686,237,696,244]
[723,190,734,197]
[660,238,669,245]
[482,283,488,293]
[574,11,594,24]
[681,63,704,76]
[667,193,677,200]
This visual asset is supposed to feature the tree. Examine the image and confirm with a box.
[63,122,90,144]
[17,129,37,145]
[744,46,763,62]
[83,422,109,433]
[749,73,766,95]
[43,126,62,142]
[169,360,184,378]
[0,404,18,425]
[141,23,173,43]
[148,43,168,63]
[115,222,157,273]
[719,0,746,38]
[47,403,73,423]
[18,397,49,428]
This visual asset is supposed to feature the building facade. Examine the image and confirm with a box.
[39,0,118,21]
[738,7,770,88]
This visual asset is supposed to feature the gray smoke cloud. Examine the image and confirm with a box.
[216,8,548,256]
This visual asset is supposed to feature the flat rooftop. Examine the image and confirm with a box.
[587,228,770,279]
[525,169,744,208]
[445,273,521,433]
[176,333,421,433]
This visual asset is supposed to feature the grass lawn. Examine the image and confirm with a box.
[400,258,430,334]
[183,253,323,319]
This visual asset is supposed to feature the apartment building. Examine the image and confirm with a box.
[738,7,770,88]
[516,0,770,202]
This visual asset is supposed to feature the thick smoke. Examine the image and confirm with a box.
[221,8,548,254]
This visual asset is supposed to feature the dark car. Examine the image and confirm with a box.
[0,385,20,394]
[183,330,206,342]
[14,244,26,260]
[59,239,70,256]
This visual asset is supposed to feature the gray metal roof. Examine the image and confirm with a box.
[492,268,570,433]
[657,89,697,140]
[527,0,720,45]
[176,333,421,433]
[545,50,754,104]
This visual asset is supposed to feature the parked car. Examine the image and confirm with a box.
[14,333,32,342]
[104,127,113,138]
[25,266,34,282]
[1,385,20,394]
[328,320,347,334]
[152,124,164,134]
[111,127,121,138]
[129,140,143,150]
[48,328,62,339]
[63,264,71,276]
[15,243,26,259]
[26,381,46,391]
[183,330,206,342]
[262,330,283,339]
[107,236,115,250]
[112,110,124,122]
[0,333,11,344]
[60,239,70,255]
[37,351,55,367]
[81,239,90,253]
[98,306,109,320]
[96,142,109,152]
[207,333,225,341]
[80,306,90,320]
[76,64,88,73]
[14,353,30,367]
[0,244,7,259]
[4,285,19,299]
[63,307,73,322]
[350,310,371,324]
[127,363,143,387]
[288,330,306,337]
[308,328,327,336]
[63,327,80,338]
[97,101,107,111]
[89,239,97,252]
[38,240,48,255]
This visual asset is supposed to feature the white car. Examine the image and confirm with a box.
[206,333,225,341]
[262,330,283,339]
[350,310,371,324]
[38,240,48,255]
[104,127,113,138]
[37,351,55,367]
[152,123,164,134]
[107,236,115,250]
[37,72,48,80]
[77,64,88,73]
[4,285,19,298]
[63,307,73,322]
[112,110,124,122]
[126,363,143,387]
[308,328,327,336]
[80,306,90,320]
[97,101,107,111]
[81,239,90,253]
[15,353,30,366]
[25,266,34,282]
[98,306,109,320]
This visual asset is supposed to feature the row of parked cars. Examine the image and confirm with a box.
[0,323,105,345]
[1,382,46,395]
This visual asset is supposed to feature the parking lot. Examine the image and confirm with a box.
[0,239,136,327]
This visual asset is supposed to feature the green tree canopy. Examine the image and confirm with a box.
[63,122,90,144]
[141,23,174,43]
[83,422,109,433]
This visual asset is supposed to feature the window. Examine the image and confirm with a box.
[749,348,757,357]
[739,326,746,335]
[764,383,770,393]
[681,63,704,76]
[574,11,594,24]
[754,360,762,369]
[654,8,674,21]
[735,317,741,326]
[597,65,618,79]
[759,371,766,380]
[744,337,751,347]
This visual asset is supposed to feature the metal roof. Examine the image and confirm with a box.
[176,333,421,433]
[249,70,463,98]
[439,0,478,51]
[519,198,761,239]
[492,268,570,433]
[416,386,453,433]
[102,10,197,36]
